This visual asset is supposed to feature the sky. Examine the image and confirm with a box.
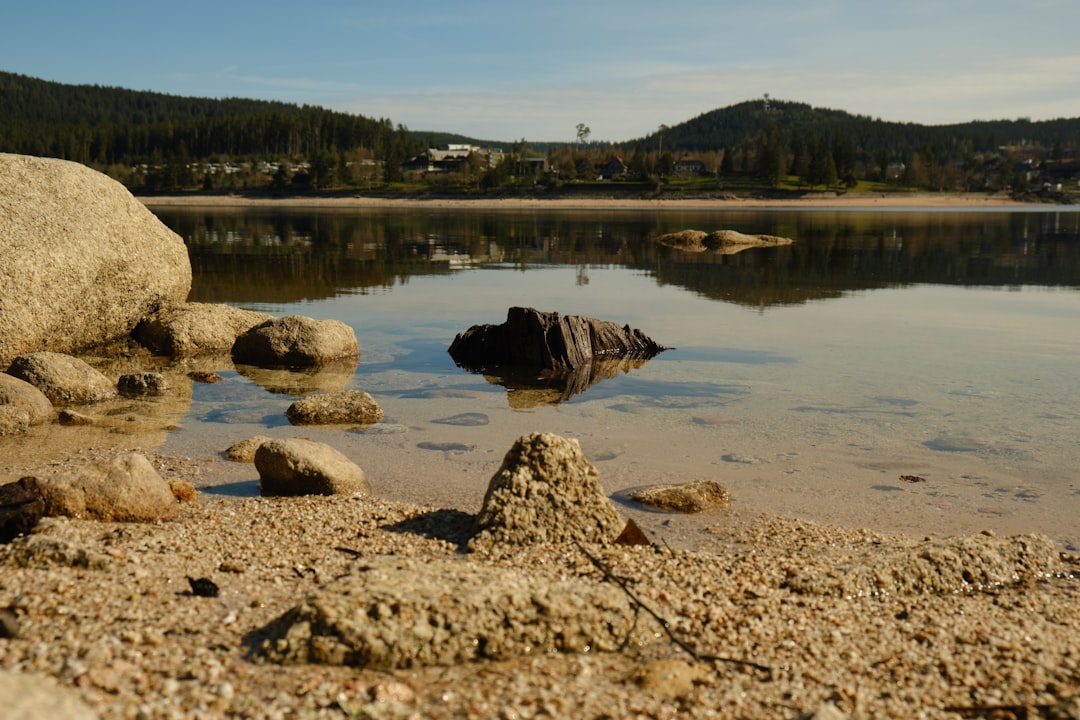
[4,1,1080,143]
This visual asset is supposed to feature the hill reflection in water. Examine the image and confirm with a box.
[157,207,1080,309]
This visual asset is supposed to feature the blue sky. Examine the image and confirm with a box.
[5,1,1080,142]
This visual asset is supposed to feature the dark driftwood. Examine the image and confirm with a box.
[448,306,666,373]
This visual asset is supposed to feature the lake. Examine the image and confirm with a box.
[152,205,1080,550]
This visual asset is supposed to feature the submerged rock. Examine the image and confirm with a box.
[468,432,625,551]
[256,556,644,669]
[285,390,383,426]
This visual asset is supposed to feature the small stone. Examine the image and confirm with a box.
[57,409,94,426]
[633,658,706,698]
[285,390,383,426]
[255,438,371,497]
[629,480,731,514]
[225,436,272,463]
[117,372,170,396]
[187,576,220,598]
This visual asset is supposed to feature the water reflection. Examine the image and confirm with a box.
[156,208,1080,309]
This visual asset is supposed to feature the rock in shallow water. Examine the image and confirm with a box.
[255,438,370,497]
[232,316,359,368]
[285,390,383,426]
[629,480,731,513]
[6,351,116,405]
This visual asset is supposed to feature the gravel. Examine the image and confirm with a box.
[1,450,1079,719]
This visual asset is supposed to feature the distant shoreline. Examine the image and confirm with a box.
[139,191,1050,211]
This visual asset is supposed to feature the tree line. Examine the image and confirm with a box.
[2,72,1077,195]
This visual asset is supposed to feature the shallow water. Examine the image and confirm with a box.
[148,206,1080,550]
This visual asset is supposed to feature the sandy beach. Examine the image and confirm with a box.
[138,190,1041,211]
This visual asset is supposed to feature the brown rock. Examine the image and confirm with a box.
[0,405,31,435]
[117,372,170,396]
[225,435,273,463]
[285,390,384,426]
[254,438,370,497]
[232,316,360,368]
[38,452,181,522]
[0,477,46,543]
[629,480,731,513]
[0,153,190,367]
[0,670,99,720]
[6,351,116,405]
[134,302,272,358]
[468,432,625,551]
[0,372,54,425]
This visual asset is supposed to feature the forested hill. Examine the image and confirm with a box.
[0,71,416,169]
[632,98,1080,158]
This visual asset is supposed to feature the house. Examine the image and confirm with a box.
[597,157,628,180]
[402,147,475,174]
[674,157,707,177]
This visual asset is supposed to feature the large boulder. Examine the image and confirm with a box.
[468,432,625,551]
[0,374,53,425]
[254,438,371,497]
[133,302,272,358]
[6,351,117,405]
[232,316,360,368]
[0,153,191,367]
[256,556,642,669]
[37,452,181,522]
[448,306,665,375]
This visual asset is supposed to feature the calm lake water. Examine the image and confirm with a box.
[152,206,1080,550]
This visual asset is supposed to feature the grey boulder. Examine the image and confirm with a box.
[0,153,191,367]
[254,438,370,497]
